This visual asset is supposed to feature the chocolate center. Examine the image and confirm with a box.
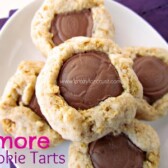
[57,51,123,110]
[29,94,47,121]
[133,56,168,104]
[89,134,146,168]
[50,9,93,45]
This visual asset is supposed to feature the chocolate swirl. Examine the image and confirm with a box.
[133,56,168,104]
[89,134,145,168]
[57,51,123,110]
[50,9,93,45]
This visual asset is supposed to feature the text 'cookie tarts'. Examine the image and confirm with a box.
[69,120,160,168]
[124,47,168,120]
[36,37,142,142]
[31,0,114,57]
[0,61,63,149]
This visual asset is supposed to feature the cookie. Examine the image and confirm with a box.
[69,119,160,168]
[123,47,168,120]
[0,61,63,149]
[31,0,114,57]
[36,37,143,142]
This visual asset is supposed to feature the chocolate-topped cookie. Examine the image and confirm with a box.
[58,51,123,110]
[0,61,63,149]
[133,56,168,104]
[36,37,142,142]
[69,120,160,168]
[31,0,114,57]
[89,134,145,168]
[50,9,93,45]
[124,47,168,120]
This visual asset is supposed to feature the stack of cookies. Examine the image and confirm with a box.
[1,0,168,167]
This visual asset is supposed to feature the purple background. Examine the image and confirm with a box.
[0,1,167,168]
[116,0,168,41]
[0,10,17,29]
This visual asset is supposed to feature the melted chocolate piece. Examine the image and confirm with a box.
[50,9,93,45]
[57,51,123,110]
[89,134,146,168]
[133,56,168,104]
[29,94,47,121]
[17,94,47,121]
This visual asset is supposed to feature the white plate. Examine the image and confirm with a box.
[0,0,168,168]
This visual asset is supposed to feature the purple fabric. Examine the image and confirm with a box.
[0,9,17,30]
[115,0,168,41]
[116,0,167,13]
[10,160,16,168]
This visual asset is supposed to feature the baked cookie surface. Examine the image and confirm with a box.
[31,0,114,57]
[0,61,63,149]
[123,47,168,120]
[69,119,160,168]
[36,37,143,142]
